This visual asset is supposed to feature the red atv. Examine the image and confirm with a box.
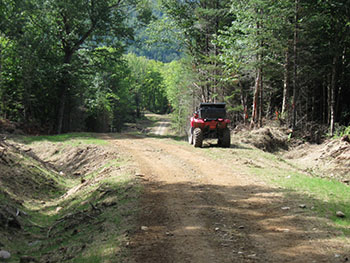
[188,103,231,148]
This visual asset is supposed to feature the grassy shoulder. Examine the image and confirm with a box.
[19,132,109,146]
[0,133,140,262]
[251,165,350,234]
[195,138,350,238]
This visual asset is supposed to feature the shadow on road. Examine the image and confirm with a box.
[130,180,347,263]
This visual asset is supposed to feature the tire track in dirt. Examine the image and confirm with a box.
[106,134,345,263]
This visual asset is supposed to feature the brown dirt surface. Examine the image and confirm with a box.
[104,116,349,263]
[286,137,350,181]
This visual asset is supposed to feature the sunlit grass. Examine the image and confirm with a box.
[21,133,108,146]
[251,166,350,230]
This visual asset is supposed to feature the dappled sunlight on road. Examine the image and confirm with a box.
[106,133,349,263]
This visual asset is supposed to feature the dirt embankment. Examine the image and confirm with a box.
[0,135,137,262]
[233,125,350,181]
[286,136,350,181]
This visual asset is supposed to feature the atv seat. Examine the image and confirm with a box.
[198,103,226,120]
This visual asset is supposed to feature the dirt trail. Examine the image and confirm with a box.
[105,118,344,263]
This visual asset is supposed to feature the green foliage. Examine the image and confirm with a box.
[0,0,152,133]
[129,1,183,62]
[161,59,193,133]
[333,125,350,139]
[160,0,233,104]
[125,53,169,115]
[1,0,350,133]
[159,0,350,127]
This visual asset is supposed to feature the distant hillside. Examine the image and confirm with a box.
[128,0,183,62]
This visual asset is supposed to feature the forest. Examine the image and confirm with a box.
[0,0,349,137]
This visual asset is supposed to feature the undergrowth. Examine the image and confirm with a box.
[333,125,350,138]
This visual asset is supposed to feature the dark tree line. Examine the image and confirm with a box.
[160,0,350,135]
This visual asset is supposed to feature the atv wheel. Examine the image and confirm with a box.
[221,128,231,148]
[188,128,193,144]
[193,128,203,148]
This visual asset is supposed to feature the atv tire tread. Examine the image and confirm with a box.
[193,128,203,148]
[221,128,231,148]
[188,128,193,144]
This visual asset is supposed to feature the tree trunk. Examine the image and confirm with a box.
[240,83,248,124]
[323,79,327,124]
[327,73,331,125]
[251,13,263,129]
[251,67,261,128]
[258,72,263,127]
[57,51,73,134]
[292,0,299,130]
[0,44,3,118]
[57,86,67,134]
[135,93,141,118]
[329,55,337,136]
[311,87,315,122]
[281,47,290,115]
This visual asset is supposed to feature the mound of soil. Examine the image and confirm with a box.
[0,140,63,201]
[233,126,290,152]
[286,137,350,180]
[28,142,118,176]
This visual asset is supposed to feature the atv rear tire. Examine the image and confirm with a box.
[193,128,203,148]
[188,128,193,144]
[221,128,231,148]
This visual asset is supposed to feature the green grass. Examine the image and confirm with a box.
[20,132,108,146]
[251,166,350,231]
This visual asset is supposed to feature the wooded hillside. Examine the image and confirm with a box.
[1,0,349,136]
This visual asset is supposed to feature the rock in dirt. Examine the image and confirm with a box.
[299,204,306,209]
[0,250,11,259]
[281,206,290,210]
[141,226,149,231]
[342,179,350,185]
[336,211,345,218]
